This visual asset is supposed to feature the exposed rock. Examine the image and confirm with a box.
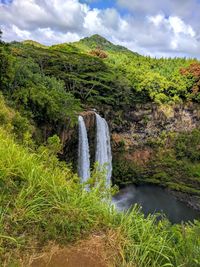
[112,133,133,150]
[79,111,96,130]
[110,103,200,149]
[62,103,200,167]
[61,103,200,209]
[124,149,153,166]
[167,189,200,211]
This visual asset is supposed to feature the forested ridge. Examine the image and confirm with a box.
[1,31,200,266]
[1,32,200,130]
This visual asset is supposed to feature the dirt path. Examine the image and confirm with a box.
[29,233,118,267]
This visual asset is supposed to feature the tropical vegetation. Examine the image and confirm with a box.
[1,30,200,266]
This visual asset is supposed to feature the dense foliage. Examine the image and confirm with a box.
[1,31,200,266]
[113,129,200,196]
[1,33,200,119]
[1,33,200,143]
[148,129,200,194]
[0,39,81,143]
[1,125,200,267]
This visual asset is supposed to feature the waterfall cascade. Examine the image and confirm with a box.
[77,113,112,187]
[78,116,90,183]
[95,113,112,186]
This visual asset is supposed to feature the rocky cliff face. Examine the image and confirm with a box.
[111,103,200,151]
[61,103,200,209]
[62,103,200,167]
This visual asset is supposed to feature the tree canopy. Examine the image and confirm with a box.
[0,34,200,137]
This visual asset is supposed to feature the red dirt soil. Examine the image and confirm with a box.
[29,233,117,267]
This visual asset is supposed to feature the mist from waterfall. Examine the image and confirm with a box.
[95,113,112,187]
[78,116,90,183]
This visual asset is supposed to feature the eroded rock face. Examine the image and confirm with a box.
[62,103,200,170]
[61,104,200,208]
[79,111,96,131]
[124,149,153,166]
[110,103,200,152]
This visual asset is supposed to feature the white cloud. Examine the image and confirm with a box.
[0,0,88,32]
[118,0,200,35]
[147,14,198,55]
[168,16,195,37]
[0,0,200,58]
[148,13,196,38]
[117,0,200,17]
[149,14,165,27]
[11,25,31,39]
[84,8,105,34]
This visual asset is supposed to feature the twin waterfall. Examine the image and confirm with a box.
[78,113,112,187]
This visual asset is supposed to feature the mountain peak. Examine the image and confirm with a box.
[77,34,131,53]
[22,40,47,48]
[87,34,108,42]
[82,34,110,42]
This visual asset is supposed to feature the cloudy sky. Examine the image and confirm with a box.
[0,0,200,58]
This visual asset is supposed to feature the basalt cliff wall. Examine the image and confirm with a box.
[62,103,200,166]
[63,103,200,166]
[61,103,200,209]
[62,103,200,207]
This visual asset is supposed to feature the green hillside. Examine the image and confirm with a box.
[0,103,200,266]
[73,34,138,54]
[10,34,200,108]
[22,40,48,49]
[1,33,200,266]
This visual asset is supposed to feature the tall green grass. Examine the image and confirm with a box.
[0,127,200,266]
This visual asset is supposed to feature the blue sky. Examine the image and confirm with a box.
[80,0,116,10]
[0,0,12,4]
[0,0,200,58]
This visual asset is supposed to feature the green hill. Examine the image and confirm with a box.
[10,34,199,108]
[1,33,200,266]
[73,34,139,54]
[50,34,139,56]
[22,39,48,49]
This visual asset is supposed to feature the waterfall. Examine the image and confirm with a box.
[95,113,112,186]
[78,116,90,183]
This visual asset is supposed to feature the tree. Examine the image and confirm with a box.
[0,45,14,91]
[180,62,200,101]
[0,28,2,43]
[11,58,81,125]
[136,72,171,104]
